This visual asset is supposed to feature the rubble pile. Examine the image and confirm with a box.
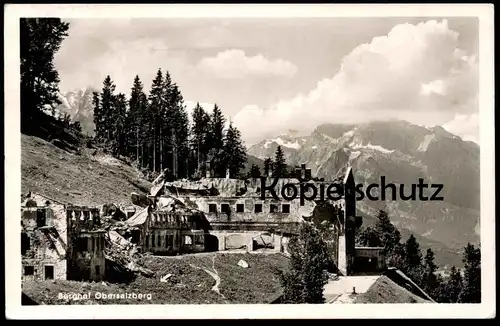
[104,229,154,280]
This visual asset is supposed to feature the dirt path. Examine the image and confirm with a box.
[189,255,226,300]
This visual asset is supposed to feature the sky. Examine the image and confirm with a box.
[54,17,479,146]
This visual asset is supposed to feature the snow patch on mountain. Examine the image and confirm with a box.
[418,134,436,152]
[264,136,302,150]
[349,141,395,154]
[349,150,361,160]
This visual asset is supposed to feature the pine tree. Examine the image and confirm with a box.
[404,234,422,268]
[99,75,117,144]
[248,164,261,178]
[223,123,247,178]
[191,103,211,175]
[403,234,424,284]
[127,75,147,163]
[280,222,330,303]
[356,226,382,247]
[423,248,439,298]
[263,157,273,177]
[444,265,463,303]
[374,210,401,254]
[207,104,226,177]
[458,243,481,303]
[148,69,165,172]
[273,146,287,178]
[92,91,102,139]
[167,80,190,179]
[112,93,128,156]
[20,18,70,132]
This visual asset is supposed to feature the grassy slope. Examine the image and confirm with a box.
[354,276,429,304]
[21,134,151,207]
[22,253,289,305]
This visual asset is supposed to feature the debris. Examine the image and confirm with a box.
[160,274,172,282]
[101,281,107,286]
[237,260,249,268]
[131,192,153,208]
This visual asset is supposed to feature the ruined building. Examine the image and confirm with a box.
[21,192,106,282]
[149,163,386,276]
[124,197,208,255]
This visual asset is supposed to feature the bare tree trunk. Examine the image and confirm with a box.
[159,127,163,171]
[153,127,156,173]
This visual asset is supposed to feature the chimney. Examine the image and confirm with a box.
[268,168,273,178]
[226,168,230,179]
[205,161,211,178]
[301,164,306,179]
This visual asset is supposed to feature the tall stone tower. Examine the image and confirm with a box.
[337,167,358,276]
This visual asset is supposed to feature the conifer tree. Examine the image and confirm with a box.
[248,164,261,178]
[458,243,481,303]
[445,265,463,303]
[20,18,70,132]
[423,248,439,297]
[191,103,211,175]
[127,75,147,163]
[148,69,165,172]
[167,80,190,178]
[263,157,273,177]
[356,226,382,247]
[112,93,127,156]
[92,91,102,139]
[223,123,247,178]
[207,104,226,177]
[99,75,117,144]
[273,146,287,178]
[280,222,330,303]
[404,234,423,268]
[374,210,401,254]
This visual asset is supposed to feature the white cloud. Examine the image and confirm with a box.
[442,113,479,144]
[184,101,231,130]
[197,49,298,79]
[233,20,478,145]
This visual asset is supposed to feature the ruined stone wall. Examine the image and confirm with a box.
[21,194,68,282]
[175,196,316,224]
[141,211,205,255]
[66,206,106,281]
[69,233,106,281]
[208,230,283,251]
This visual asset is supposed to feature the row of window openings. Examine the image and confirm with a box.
[76,236,105,253]
[208,203,291,214]
[146,234,204,247]
[23,265,101,278]
[21,233,105,254]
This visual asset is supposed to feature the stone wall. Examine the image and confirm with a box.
[66,206,106,281]
[21,194,68,282]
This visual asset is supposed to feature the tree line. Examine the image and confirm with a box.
[356,210,481,303]
[91,72,247,180]
[280,210,481,304]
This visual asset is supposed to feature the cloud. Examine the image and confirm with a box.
[55,21,191,95]
[184,101,231,131]
[442,113,479,144]
[197,49,298,79]
[233,20,478,145]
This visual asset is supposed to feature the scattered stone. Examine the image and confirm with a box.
[237,259,249,268]
[160,274,172,282]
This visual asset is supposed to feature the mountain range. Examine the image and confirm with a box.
[248,120,480,266]
[56,87,97,136]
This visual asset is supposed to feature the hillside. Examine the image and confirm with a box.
[353,276,429,304]
[22,252,289,305]
[248,120,481,267]
[21,133,151,207]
